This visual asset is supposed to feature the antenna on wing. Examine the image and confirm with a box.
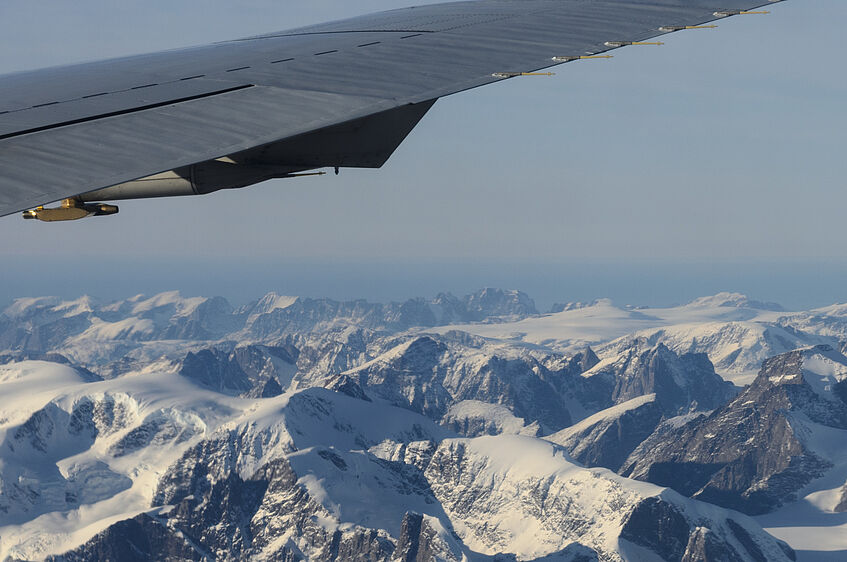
[552,56,613,62]
[491,72,555,79]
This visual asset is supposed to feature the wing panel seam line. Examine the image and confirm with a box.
[0,85,254,142]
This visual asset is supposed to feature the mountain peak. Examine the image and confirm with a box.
[252,292,299,315]
[3,296,62,319]
[758,344,847,402]
[463,288,537,319]
[685,292,784,311]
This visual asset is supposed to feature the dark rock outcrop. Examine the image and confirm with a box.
[621,346,847,514]
[47,513,205,562]
[548,396,664,472]
[621,497,795,562]
[347,335,580,432]
[593,342,735,415]
[179,344,298,397]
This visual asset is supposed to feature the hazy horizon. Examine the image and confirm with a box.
[1,1,845,317]
[3,257,846,312]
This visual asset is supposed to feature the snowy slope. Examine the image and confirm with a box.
[7,290,847,560]
[433,293,840,384]
[0,359,793,561]
[752,347,847,560]
[0,363,244,561]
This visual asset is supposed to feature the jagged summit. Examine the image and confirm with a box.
[463,287,537,320]
[620,345,847,515]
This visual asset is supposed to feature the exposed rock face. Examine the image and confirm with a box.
[620,497,795,562]
[394,513,465,562]
[70,457,455,561]
[547,395,664,472]
[53,403,793,562]
[621,345,847,514]
[588,341,736,415]
[288,327,373,387]
[462,288,538,320]
[343,334,607,434]
[622,498,717,562]
[599,320,826,382]
[549,301,593,313]
[47,513,204,562]
[242,288,538,340]
[0,289,540,375]
[835,483,847,513]
[132,391,460,561]
[441,400,541,437]
[0,396,135,526]
[15,313,93,354]
[8,290,845,560]
[108,408,205,457]
[179,344,298,396]
[160,295,239,340]
[542,341,736,472]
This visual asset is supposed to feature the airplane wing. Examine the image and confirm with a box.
[0,0,782,220]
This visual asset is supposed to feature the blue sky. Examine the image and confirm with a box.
[0,1,845,307]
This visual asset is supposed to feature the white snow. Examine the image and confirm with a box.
[546,394,656,446]
[66,317,155,342]
[253,293,298,314]
[0,361,94,430]
[129,291,206,317]
[0,367,247,561]
[51,296,97,317]
[429,295,838,384]
[800,350,847,403]
[444,400,538,436]
[6,291,847,560]
[3,297,61,318]
[756,411,847,560]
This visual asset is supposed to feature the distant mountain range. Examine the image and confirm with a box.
[1,289,846,560]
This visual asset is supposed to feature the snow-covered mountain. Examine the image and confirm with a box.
[3,289,847,560]
[433,292,842,384]
[620,345,847,513]
[0,366,793,562]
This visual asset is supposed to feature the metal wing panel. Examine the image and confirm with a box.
[0,79,253,138]
[0,86,397,213]
[0,32,413,118]
[0,0,784,217]
[273,0,553,35]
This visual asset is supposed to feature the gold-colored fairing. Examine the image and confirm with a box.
[22,199,118,222]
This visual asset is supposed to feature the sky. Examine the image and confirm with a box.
[0,0,846,309]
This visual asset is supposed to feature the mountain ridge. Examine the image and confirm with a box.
[3,289,847,560]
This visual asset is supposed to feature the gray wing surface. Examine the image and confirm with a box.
[0,0,782,217]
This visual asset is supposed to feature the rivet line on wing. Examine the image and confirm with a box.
[0,84,255,142]
[3,29,434,112]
